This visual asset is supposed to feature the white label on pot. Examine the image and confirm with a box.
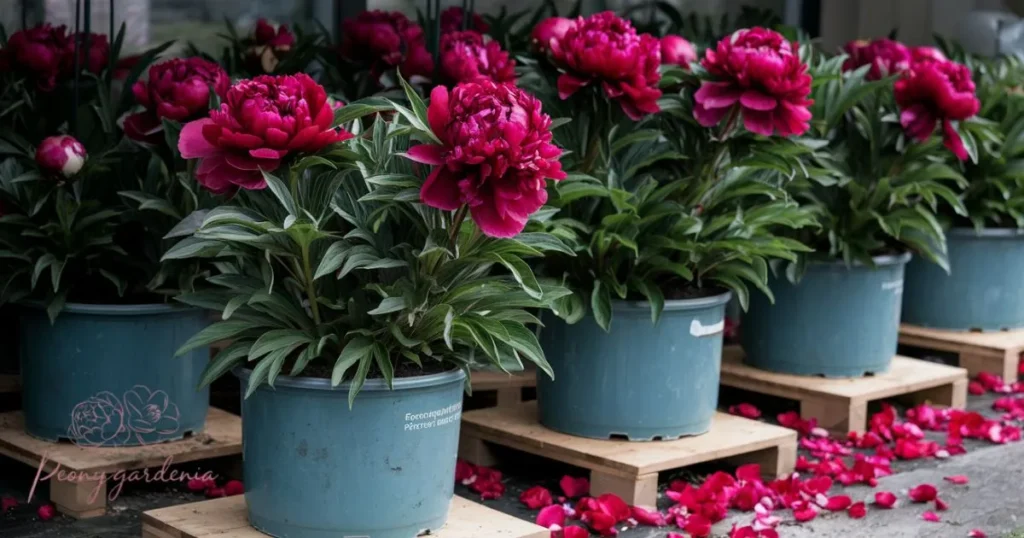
[690,319,725,337]
[882,279,904,295]
[403,402,463,432]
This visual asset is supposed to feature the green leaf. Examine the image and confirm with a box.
[176,321,261,356]
[591,281,612,332]
[332,336,373,386]
[368,296,407,316]
[334,97,394,126]
[348,353,374,408]
[162,237,224,260]
[261,170,298,216]
[502,322,553,380]
[247,329,313,362]
[488,253,543,299]
[199,341,249,388]
[632,278,665,324]
[373,343,394,389]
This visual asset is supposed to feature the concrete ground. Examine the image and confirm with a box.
[2,347,1023,538]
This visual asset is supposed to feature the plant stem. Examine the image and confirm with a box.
[300,243,322,326]
[449,205,469,252]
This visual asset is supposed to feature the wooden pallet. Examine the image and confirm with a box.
[721,345,968,435]
[459,401,797,507]
[0,408,241,519]
[471,369,537,408]
[0,374,18,393]
[899,324,1024,381]
[141,495,549,538]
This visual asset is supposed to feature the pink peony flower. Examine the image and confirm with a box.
[177,73,351,194]
[125,57,230,143]
[549,12,662,120]
[36,135,86,179]
[439,31,516,85]
[843,38,911,80]
[441,7,489,34]
[340,10,433,81]
[894,59,979,160]
[912,46,947,63]
[1,24,108,91]
[532,17,575,53]
[405,82,565,237]
[661,35,697,68]
[248,19,295,73]
[695,27,812,137]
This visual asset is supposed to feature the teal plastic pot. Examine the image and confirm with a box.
[19,303,210,446]
[237,368,465,538]
[537,293,730,441]
[742,254,910,377]
[903,227,1024,330]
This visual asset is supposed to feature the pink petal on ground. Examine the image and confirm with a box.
[37,504,54,521]
[520,486,554,509]
[944,475,969,485]
[968,381,986,395]
[595,493,630,522]
[178,118,219,158]
[562,527,589,538]
[935,497,949,511]
[848,502,867,519]
[968,530,988,537]
[631,506,665,526]
[909,484,938,503]
[1,496,17,512]
[560,476,590,498]
[793,505,818,522]
[874,491,897,508]
[537,505,566,528]
[825,495,852,511]
[922,511,941,522]
[729,404,763,420]
[405,144,445,165]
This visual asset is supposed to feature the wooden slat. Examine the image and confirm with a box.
[142,496,549,538]
[0,408,241,474]
[471,369,537,391]
[721,352,967,401]
[460,401,795,478]
[900,324,1024,357]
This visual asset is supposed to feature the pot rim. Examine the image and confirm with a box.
[613,290,732,312]
[948,226,1024,238]
[809,252,912,268]
[234,366,467,392]
[20,301,195,316]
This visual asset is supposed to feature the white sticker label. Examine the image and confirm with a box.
[404,402,462,432]
[882,279,904,296]
[690,319,725,337]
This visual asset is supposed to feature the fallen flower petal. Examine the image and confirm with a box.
[581,510,617,535]
[37,504,55,521]
[922,511,941,522]
[874,491,897,508]
[968,529,987,537]
[562,526,590,538]
[848,502,867,519]
[630,506,665,526]
[521,486,554,509]
[944,475,969,485]
[455,459,476,483]
[596,493,630,522]
[538,505,566,528]
[909,484,938,503]
[560,476,590,498]
[187,477,216,492]
[825,495,852,511]
[683,514,713,537]
[1,496,17,513]
[729,403,762,419]
[935,497,949,511]
[205,487,226,498]
[968,381,986,395]
[224,480,244,496]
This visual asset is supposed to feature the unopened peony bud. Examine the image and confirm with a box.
[36,135,86,179]
[661,35,696,67]
[532,17,574,52]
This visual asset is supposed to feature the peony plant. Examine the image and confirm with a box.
[781,38,982,271]
[519,16,817,328]
[165,75,571,402]
[194,18,322,78]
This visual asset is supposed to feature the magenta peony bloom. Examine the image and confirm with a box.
[549,12,661,120]
[254,19,295,48]
[531,17,575,53]
[405,82,566,237]
[248,19,296,73]
[124,57,230,143]
[340,10,433,81]
[911,46,947,64]
[36,135,86,179]
[694,27,813,137]
[895,59,979,160]
[177,74,352,194]
[661,35,697,68]
[1,24,108,91]
[441,7,489,34]
[842,38,911,80]
[439,31,516,85]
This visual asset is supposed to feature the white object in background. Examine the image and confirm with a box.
[44,0,150,48]
[962,10,1023,56]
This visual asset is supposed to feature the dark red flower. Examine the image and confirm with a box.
[549,11,662,120]
[843,38,911,80]
[248,19,295,73]
[405,82,565,237]
[532,17,575,53]
[912,46,946,63]
[125,57,230,143]
[695,27,812,137]
[2,24,108,91]
[36,135,86,178]
[519,486,553,509]
[661,35,696,68]
[340,10,433,81]
[178,73,351,194]
[441,7,489,34]
[895,59,980,160]
[254,19,295,48]
[439,31,516,85]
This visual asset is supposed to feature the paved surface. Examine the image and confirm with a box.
[1,348,1022,537]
